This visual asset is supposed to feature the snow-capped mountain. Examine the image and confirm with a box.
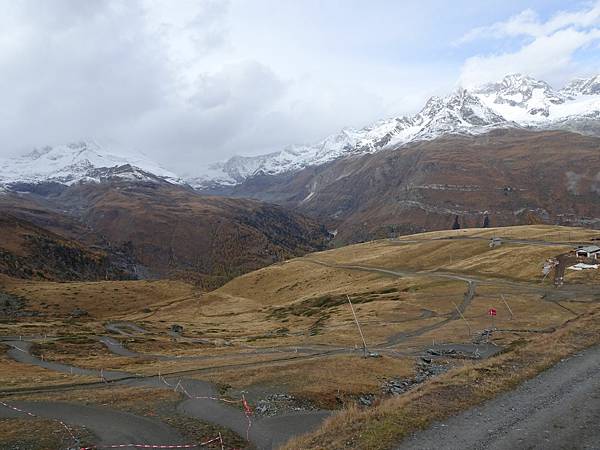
[3,74,599,193]
[191,74,600,190]
[0,141,182,190]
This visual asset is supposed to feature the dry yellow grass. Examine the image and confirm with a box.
[0,418,86,450]
[394,225,600,242]
[1,225,598,436]
[0,276,197,318]
[0,350,97,389]
[282,306,600,450]
[200,354,416,407]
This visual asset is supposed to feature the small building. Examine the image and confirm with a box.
[575,245,600,260]
[489,237,502,248]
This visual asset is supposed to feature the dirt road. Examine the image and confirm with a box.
[1,339,331,449]
[0,401,185,447]
[397,344,600,450]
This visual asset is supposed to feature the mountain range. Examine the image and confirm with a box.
[0,73,599,284]
[0,74,598,192]
[190,74,600,189]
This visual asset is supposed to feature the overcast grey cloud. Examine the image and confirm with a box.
[1,0,599,175]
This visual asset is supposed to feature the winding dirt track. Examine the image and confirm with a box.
[1,337,332,449]
[397,344,600,450]
[0,401,186,448]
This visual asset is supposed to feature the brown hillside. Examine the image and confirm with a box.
[0,214,133,281]
[222,129,600,243]
[53,182,330,287]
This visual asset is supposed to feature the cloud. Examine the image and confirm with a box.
[125,60,289,173]
[457,1,600,43]
[0,1,171,152]
[0,0,395,169]
[457,1,600,87]
[1,1,599,171]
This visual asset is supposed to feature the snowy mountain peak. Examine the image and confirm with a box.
[190,74,600,190]
[561,75,600,97]
[0,141,183,189]
[474,74,566,118]
[417,88,505,130]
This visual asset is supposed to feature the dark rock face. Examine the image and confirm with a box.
[6,181,68,196]
[170,324,184,334]
[70,307,89,318]
[0,291,24,317]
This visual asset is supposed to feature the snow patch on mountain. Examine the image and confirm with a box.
[0,141,182,188]
[190,74,600,190]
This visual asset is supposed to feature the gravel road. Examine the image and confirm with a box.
[1,339,330,449]
[397,345,600,450]
[0,401,185,447]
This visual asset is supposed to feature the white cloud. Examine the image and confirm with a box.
[458,2,600,87]
[0,0,398,169]
[457,1,600,43]
[1,1,599,171]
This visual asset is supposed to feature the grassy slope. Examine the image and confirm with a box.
[2,225,599,444]
[282,307,600,450]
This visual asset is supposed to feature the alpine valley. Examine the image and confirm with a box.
[1,74,600,283]
[193,74,600,242]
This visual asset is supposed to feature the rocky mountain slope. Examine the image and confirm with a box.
[0,213,135,281]
[0,179,330,287]
[52,181,330,288]
[216,129,600,243]
[191,74,600,190]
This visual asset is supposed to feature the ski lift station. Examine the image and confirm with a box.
[575,245,600,260]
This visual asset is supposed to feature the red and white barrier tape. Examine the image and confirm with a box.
[80,435,223,449]
[158,373,244,405]
[158,373,253,442]
[1,401,226,450]
[0,401,77,443]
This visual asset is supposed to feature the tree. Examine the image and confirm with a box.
[452,215,461,230]
[483,215,490,228]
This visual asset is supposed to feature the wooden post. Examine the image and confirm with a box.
[347,295,368,357]
[501,294,513,320]
[452,301,471,337]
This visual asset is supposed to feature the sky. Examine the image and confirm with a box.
[1,0,600,174]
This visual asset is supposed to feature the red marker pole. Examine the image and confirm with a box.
[488,308,497,330]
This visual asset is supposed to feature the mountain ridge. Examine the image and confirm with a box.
[0,141,183,190]
[1,74,598,193]
[190,73,600,189]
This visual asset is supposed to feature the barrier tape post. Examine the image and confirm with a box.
[242,394,253,441]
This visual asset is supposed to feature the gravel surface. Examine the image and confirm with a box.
[397,345,600,450]
[0,401,185,448]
